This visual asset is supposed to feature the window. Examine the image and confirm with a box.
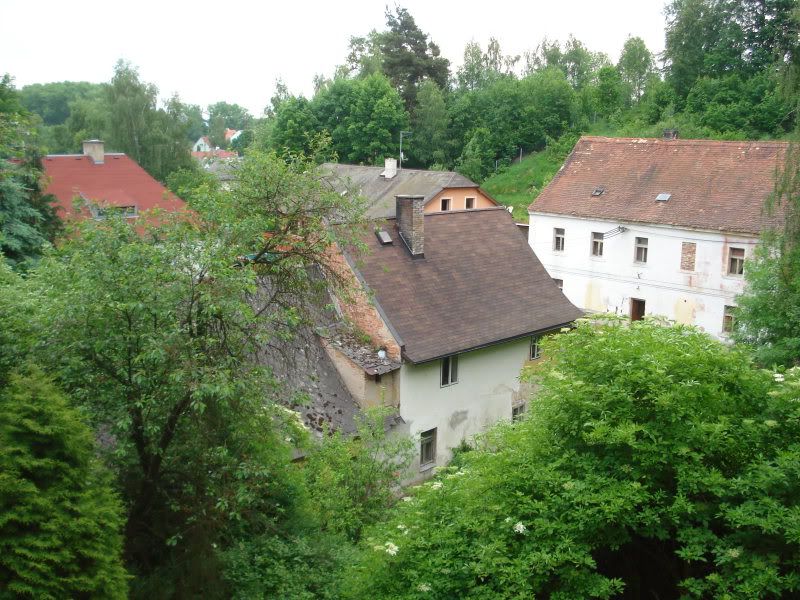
[553,278,563,290]
[591,232,604,257]
[420,428,437,467]
[512,404,526,421]
[634,237,648,263]
[553,228,565,252]
[465,197,475,209]
[92,205,138,220]
[441,354,458,386]
[530,337,541,360]
[680,242,696,271]
[631,298,646,321]
[441,198,451,211]
[728,247,745,276]
[723,305,735,333]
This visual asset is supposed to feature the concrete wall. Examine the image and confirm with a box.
[426,188,497,212]
[399,336,532,473]
[528,212,756,338]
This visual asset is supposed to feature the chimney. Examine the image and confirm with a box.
[82,139,105,164]
[663,129,679,141]
[382,157,397,179]
[395,195,425,258]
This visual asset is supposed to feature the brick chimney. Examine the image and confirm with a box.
[82,139,105,164]
[663,129,679,141]
[382,157,397,179]
[396,195,425,258]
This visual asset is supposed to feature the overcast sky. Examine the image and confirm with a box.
[2,0,668,116]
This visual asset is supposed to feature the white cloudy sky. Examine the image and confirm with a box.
[2,0,667,116]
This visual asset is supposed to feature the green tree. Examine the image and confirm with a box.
[344,317,800,598]
[0,368,128,599]
[378,6,450,110]
[0,74,61,269]
[410,80,449,167]
[105,60,192,182]
[617,36,655,101]
[25,148,367,595]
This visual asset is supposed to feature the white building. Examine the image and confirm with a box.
[325,197,581,475]
[528,135,787,339]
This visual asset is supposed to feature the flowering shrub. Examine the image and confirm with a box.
[341,318,800,598]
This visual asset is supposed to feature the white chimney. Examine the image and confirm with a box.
[382,157,397,179]
[82,139,105,164]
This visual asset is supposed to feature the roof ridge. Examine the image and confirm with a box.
[580,135,789,147]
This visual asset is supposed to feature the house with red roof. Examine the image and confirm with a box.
[43,140,186,221]
[527,132,787,339]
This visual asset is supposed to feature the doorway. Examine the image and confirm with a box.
[630,298,646,321]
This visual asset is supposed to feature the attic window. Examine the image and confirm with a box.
[375,229,393,245]
[656,193,672,202]
[591,186,605,197]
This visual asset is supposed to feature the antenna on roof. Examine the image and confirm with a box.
[399,130,412,170]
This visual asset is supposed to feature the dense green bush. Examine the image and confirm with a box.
[343,318,800,598]
[0,368,128,599]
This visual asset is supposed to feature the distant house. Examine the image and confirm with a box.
[192,136,212,152]
[224,128,242,144]
[528,133,787,339]
[324,158,500,218]
[43,140,186,221]
[326,197,581,473]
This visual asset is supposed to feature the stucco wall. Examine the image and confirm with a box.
[528,212,756,338]
[399,336,532,473]
[426,188,497,212]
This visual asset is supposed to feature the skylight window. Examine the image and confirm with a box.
[656,193,672,202]
[591,186,605,197]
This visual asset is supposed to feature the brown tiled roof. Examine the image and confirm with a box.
[323,163,479,218]
[347,207,582,364]
[530,136,788,235]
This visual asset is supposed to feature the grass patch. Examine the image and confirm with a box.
[481,147,569,223]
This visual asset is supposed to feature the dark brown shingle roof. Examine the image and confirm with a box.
[347,208,582,364]
[323,163,478,218]
[530,136,788,235]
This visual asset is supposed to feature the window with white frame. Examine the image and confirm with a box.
[420,428,437,467]
[728,247,745,276]
[512,404,526,421]
[591,232,604,257]
[441,354,458,386]
[553,228,565,252]
[634,237,648,263]
[441,197,451,211]
[465,197,475,209]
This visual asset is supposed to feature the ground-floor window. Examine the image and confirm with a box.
[512,404,526,421]
[420,428,437,467]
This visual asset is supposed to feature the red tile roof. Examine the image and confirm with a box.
[43,153,186,220]
[530,136,788,235]
[348,208,582,363]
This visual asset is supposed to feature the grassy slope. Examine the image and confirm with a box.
[480,151,565,223]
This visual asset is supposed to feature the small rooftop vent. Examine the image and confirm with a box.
[591,186,605,197]
[375,229,393,245]
[656,193,672,202]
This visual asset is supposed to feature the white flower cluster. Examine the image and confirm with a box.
[513,521,527,534]
[384,542,399,556]
[417,583,431,592]
[774,372,785,382]
[401,496,413,502]
[431,481,443,490]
